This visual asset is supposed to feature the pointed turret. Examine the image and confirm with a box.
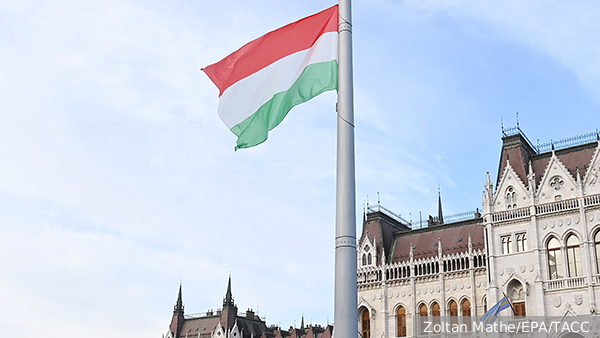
[220,275,238,332]
[174,282,184,314]
[437,187,444,224]
[223,274,235,307]
[169,282,185,338]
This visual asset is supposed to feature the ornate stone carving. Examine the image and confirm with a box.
[553,296,561,308]
[589,165,599,186]
[550,177,564,190]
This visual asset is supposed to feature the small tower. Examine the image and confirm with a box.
[220,275,238,332]
[437,187,444,224]
[169,282,185,338]
[223,274,234,307]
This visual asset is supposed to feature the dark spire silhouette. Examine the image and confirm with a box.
[437,186,444,224]
[170,282,185,338]
[174,281,184,314]
[223,274,235,307]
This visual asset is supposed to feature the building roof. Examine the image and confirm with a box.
[361,205,483,264]
[390,220,484,262]
[167,278,331,338]
[497,129,598,191]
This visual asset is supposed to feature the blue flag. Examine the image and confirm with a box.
[480,297,511,325]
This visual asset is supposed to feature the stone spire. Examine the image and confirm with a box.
[223,274,235,307]
[220,274,238,332]
[169,282,185,338]
[527,161,536,194]
[174,282,184,314]
[437,186,444,224]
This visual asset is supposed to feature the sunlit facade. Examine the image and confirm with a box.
[357,128,600,337]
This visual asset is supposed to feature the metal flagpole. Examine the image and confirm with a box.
[335,0,358,337]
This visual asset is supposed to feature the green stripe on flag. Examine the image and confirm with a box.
[230,60,338,150]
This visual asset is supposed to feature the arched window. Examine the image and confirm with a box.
[448,300,458,326]
[362,310,370,338]
[362,254,367,266]
[367,253,372,265]
[502,235,512,254]
[397,306,406,337]
[547,238,563,279]
[431,302,441,327]
[566,235,583,277]
[595,231,600,274]
[516,233,527,252]
[506,187,517,209]
[448,300,458,316]
[508,279,526,317]
[461,299,471,331]
[418,304,428,335]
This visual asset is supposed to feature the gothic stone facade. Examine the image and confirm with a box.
[357,129,600,338]
[164,277,333,338]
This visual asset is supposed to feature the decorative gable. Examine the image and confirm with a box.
[536,153,578,203]
[358,235,376,268]
[583,141,600,196]
[493,160,529,211]
[213,323,225,338]
[230,321,241,338]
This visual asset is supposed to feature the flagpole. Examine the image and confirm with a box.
[502,292,516,316]
[335,0,358,337]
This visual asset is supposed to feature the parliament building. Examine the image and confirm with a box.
[164,127,600,338]
[357,127,600,338]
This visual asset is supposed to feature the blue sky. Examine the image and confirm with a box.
[2,0,600,337]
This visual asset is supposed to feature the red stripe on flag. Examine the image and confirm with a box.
[203,5,338,96]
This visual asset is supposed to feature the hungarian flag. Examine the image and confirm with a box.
[202,5,339,150]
